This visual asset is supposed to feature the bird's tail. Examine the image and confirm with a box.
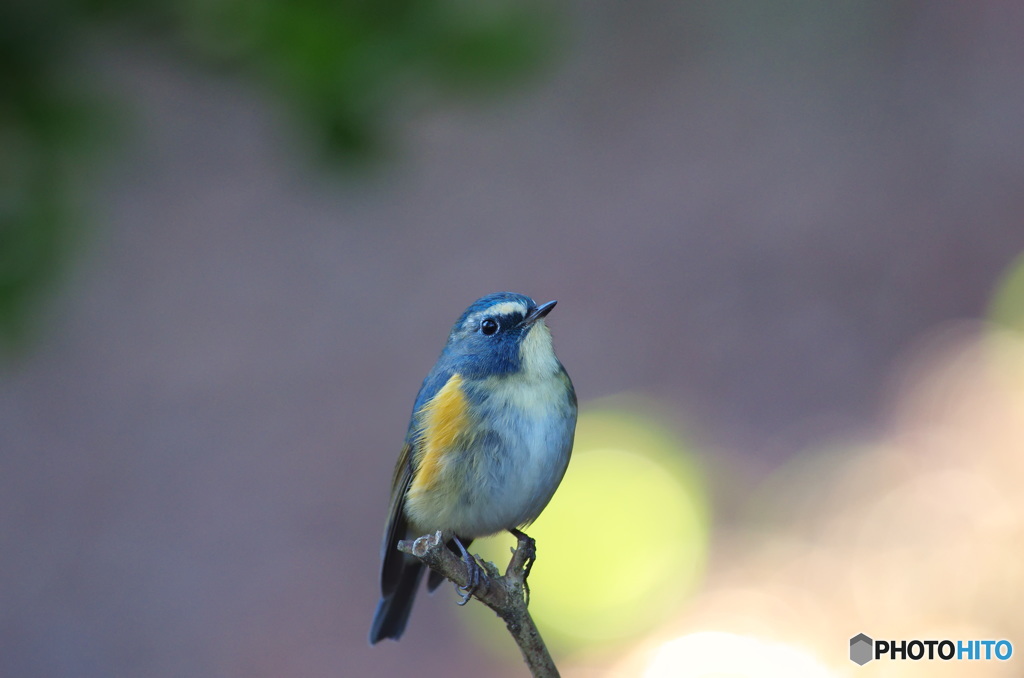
[369,559,425,644]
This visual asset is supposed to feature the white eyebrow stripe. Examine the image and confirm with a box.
[481,301,527,318]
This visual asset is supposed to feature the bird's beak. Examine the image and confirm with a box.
[523,300,557,325]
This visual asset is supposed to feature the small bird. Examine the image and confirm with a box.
[369,292,577,644]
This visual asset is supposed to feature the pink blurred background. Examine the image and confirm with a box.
[2,2,1024,676]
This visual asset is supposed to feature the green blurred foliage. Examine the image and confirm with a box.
[1,1,94,349]
[0,0,555,350]
[179,0,554,155]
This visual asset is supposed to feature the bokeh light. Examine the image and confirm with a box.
[988,250,1024,333]
[589,328,1024,677]
[468,401,710,653]
[644,632,834,678]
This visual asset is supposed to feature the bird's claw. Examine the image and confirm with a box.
[509,528,536,605]
[453,538,487,605]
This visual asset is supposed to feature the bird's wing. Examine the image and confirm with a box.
[378,363,454,595]
[379,440,414,596]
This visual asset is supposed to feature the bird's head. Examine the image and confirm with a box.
[442,292,561,378]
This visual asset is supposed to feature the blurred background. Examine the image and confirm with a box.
[3,1,1024,676]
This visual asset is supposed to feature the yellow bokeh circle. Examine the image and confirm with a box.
[989,250,1024,333]
[468,402,709,652]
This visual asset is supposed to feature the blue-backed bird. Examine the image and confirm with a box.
[369,292,577,644]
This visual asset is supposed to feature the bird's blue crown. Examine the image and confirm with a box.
[439,292,546,378]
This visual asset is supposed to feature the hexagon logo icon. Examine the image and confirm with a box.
[850,633,873,665]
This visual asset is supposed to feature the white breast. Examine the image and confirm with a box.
[519,321,560,377]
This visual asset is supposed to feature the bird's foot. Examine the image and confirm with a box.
[452,537,488,606]
[508,528,536,605]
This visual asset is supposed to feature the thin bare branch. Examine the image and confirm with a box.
[397,531,560,678]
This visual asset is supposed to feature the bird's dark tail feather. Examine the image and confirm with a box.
[369,560,425,644]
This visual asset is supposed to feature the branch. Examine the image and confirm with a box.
[397,531,560,678]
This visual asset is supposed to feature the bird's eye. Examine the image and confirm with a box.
[480,318,500,335]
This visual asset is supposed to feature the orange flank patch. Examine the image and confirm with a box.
[411,374,471,493]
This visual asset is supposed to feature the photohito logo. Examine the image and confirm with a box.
[849,633,1013,665]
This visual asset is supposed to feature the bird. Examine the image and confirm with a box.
[369,292,577,644]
